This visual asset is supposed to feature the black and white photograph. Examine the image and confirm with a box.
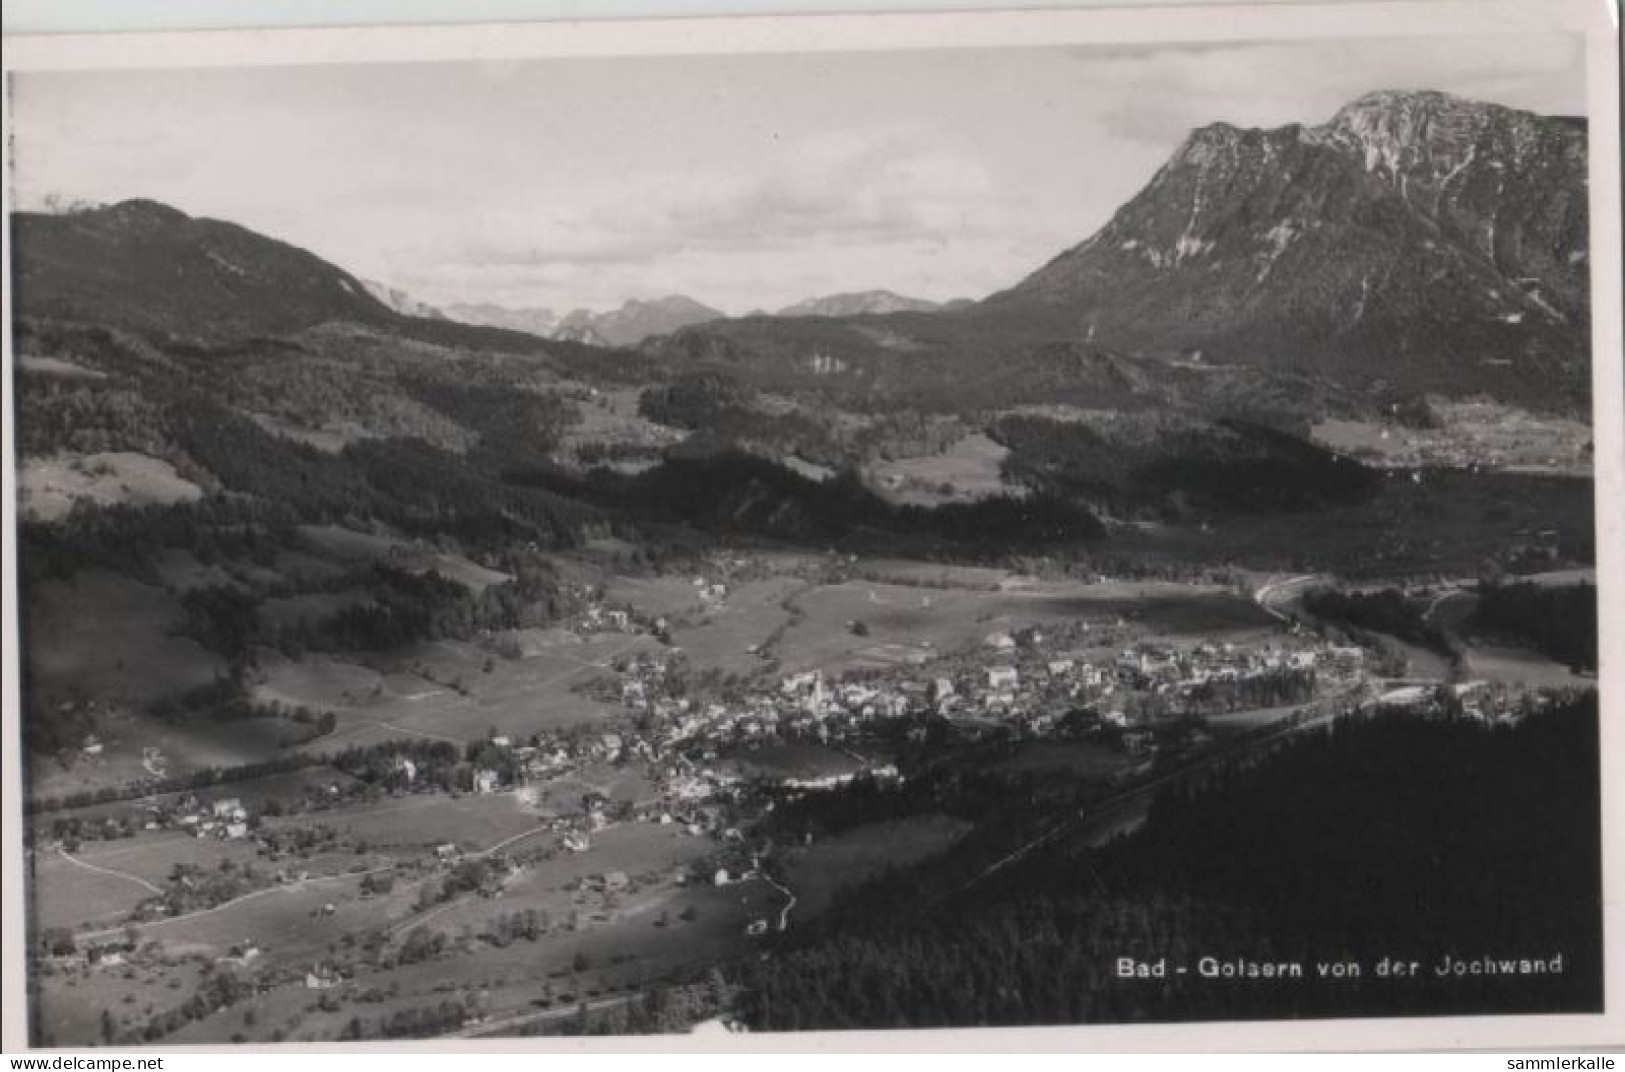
[2,0,1620,1052]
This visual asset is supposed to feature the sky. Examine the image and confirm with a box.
[9,33,1586,315]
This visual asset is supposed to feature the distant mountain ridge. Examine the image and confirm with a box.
[442,302,561,338]
[776,290,942,317]
[446,295,725,347]
[363,279,446,320]
[9,89,1592,416]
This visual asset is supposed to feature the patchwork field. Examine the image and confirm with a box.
[128,816,765,1044]
[244,631,642,751]
[768,578,1270,674]
[1310,404,1592,475]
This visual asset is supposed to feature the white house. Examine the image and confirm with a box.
[986,666,1019,690]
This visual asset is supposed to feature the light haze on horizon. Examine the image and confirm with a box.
[9,33,1586,315]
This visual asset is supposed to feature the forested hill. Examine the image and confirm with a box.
[740,698,1602,1029]
[10,200,623,362]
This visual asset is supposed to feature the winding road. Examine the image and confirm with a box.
[1252,573,1324,622]
[759,870,797,932]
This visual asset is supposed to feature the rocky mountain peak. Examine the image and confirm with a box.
[985,89,1590,410]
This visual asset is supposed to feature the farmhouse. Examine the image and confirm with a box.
[986,666,1019,690]
[305,965,340,990]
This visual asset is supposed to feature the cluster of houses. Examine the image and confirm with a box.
[1370,678,1547,725]
[631,633,1363,753]
[145,795,255,840]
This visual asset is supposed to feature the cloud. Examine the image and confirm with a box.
[428,129,1006,275]
[9,33,1586,315]
[1074,34,1585,147]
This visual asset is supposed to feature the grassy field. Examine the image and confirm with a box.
[254,654,383,715]
[423,553,512,593]
[134,871,386,960]
[17,452,204,523]
[781,814,973,919]
[64,831,262,886]
[600,575,708,620]
[30,847,157,932]
[867,433,1021,506]
[247,633,638,751]
[271,792,547,853]
[22,569,225,708]
[34,956,214,1048]
[665,577,801,677]
[1460,643,1592,689]
[1310,404,1592,475]
[29,712,298,803]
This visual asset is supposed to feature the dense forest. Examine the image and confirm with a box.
[615,451,1105,549]
[637,370,843,464]
[993,414,1379,518]
[1471,583,1598,674]
[739,698,1602,1028]
[1301,587,1453,656]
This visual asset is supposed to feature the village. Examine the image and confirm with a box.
[26,551,1588,1048]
